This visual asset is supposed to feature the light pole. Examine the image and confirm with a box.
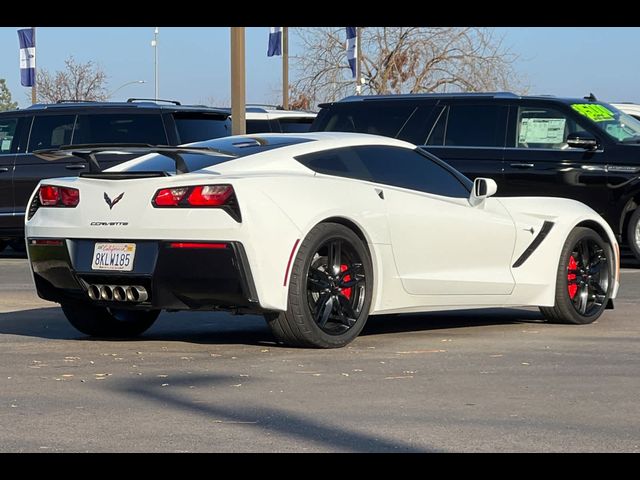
[151,27,159,100]
[108,80,147,99]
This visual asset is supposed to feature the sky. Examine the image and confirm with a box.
[1,27,639,109]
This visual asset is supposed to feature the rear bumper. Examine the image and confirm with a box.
[28,238,261,312]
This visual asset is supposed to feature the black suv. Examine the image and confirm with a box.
[0,99,230,250]
[312,92,640,260]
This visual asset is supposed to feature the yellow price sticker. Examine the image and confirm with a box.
[571,104,615,122]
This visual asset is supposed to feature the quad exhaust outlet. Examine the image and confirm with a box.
[87,284,149,303]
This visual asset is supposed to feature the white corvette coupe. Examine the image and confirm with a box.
[26,133,619,348]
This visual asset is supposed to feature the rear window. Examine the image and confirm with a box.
[174,113,230,143]
[123,136,314,173]
[126,152,237,173]
[74,113,167,145]
[312,103,417,137]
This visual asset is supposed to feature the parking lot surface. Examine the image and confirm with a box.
[0,249,638,452]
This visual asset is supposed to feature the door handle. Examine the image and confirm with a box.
[374,188,384,200]
[65,164,87,170]
[509,163,535,169]
[0,167,9,173]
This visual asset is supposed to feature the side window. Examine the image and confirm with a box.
[246,119,272,134]
[514,106,582,149]
[425,107,447,146]
[354,146,469,198]
[312,103,418,138]
[278,117,314,133]
[0,117,18,154]
[73,114,167,145]
[296,148,372,181]
[296,146,469,198]
[27,115,76,151]
[174,114,230,143]
[444,104,507,147]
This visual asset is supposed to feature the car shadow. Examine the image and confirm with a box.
[0,305,545,345]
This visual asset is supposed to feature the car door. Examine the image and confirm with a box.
[421,102,508,186]
[354,146,516,296]
[0,115,19,227]
[501,103,610,215]
[12,114,87,221]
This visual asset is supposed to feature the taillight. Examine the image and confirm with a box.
[37,185,80,208]
[39,185,60,206]
[186,185,233,206]
[153,187,188,207]
[152,184,239,220]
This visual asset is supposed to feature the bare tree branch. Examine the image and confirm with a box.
[291,27,528,108]
[37,56,108,103]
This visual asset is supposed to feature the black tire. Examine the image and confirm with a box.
[626,207,640,262]
[265,222,373,348]
[61,301,160,338]
[0,240,6,253]
[540,227,613,325]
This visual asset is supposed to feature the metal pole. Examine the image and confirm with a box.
[31,27,36,105]
[355,27,361,95]
[230,27,246,135]
[282,27,289,110]
[154,27,159,100]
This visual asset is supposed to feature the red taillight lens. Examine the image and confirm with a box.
[186,185,233,206]
[39,185,60,206]
[168,242,228,249]
[38,185,79,207]
[153,187,189,206]
[153,185,234,207]
[60,187,80,207]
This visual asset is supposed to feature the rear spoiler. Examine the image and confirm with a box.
[33,143,237,175]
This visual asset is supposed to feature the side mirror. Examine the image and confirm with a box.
[469,178,498,207]
[566,133,598,150]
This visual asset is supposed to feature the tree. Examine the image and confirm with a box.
[292,27,527,107]
[0,79,18,112]
[37,56,108,103]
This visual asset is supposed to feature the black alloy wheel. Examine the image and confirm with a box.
[306,238,367,335]
[566,237,610,316]
[540,227,613,325]
[265,222,373,348]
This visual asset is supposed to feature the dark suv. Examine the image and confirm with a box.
[0,99,230,250]
[312,92,640,261]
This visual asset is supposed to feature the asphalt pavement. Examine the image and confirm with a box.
[0,247,638,452]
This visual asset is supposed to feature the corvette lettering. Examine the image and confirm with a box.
[90,221,129,226]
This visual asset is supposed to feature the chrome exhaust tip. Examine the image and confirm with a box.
[113,286,127,302]
[100,285,114,301]
[126,286,148,303]
[87,284,101,300]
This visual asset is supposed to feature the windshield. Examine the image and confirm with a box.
[571,103,640,143]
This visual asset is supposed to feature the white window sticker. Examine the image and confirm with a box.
[519,118,566,144]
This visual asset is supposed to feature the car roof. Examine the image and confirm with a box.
[217,105,317,117]
[0,99,230,117]
[323,92,608,107]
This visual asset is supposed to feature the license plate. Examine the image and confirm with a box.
[91,243,136,271]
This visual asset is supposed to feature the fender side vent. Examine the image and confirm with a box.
[512,221,555,268]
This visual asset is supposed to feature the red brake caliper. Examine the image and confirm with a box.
[340,264,352,299]
[567,255,578,299]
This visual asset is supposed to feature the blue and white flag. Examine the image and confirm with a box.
[17,28,35,87]
[268,27,282,57]
[346,27,357,79]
